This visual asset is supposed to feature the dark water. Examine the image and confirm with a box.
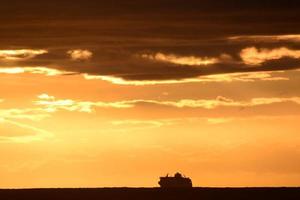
[1,188,300,200]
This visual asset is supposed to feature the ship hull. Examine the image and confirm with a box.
[159,177,192,188]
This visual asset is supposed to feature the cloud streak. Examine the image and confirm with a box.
[0,49,47,61]
[1,1,300,82]
[0,97,50,121]
[229,34,300,43]
[1,46,296,83]
[0,108,50,121]
[35,94,134,113]
[0,67,74,76]
[35,94,300,112]
[0,118,53,143]
[141,53,220,66]
[240,47,300,65]
[84,71,288,85]
[68,49,93,61]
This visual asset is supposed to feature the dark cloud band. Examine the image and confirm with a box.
[1,1,300,81]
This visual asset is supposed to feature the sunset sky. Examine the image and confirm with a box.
[1,0,300,188]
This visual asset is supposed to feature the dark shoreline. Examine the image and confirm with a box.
[1,187,300,200]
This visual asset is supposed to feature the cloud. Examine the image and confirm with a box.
[83,71,288,85]
[206,118,234,124]
[35,94,133,113]
[240,47,300,65]
[229,34,300,43]
[38,94,55,100]
[1,48,297,82]
[0,118,53,143]
[0,1,300,83]
[0,67,73,76]
[0,64,289,85]
[35,94,300,113]
[111,120,172,131]
[67,49,93,61]
[167,96,300,108]
[130,96,300,109]
[113,116,300,129]
[0,108,50,121]
[0,98,52,142]
[0,97,49,121]
[0,98,49,121]
[141,52,221,66]
[111,118,229,128]
[0,49,47,61]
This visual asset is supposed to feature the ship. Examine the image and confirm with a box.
[158,172,193,188]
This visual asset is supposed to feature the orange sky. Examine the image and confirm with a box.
[1,0,300,188]
[0,69,300,188]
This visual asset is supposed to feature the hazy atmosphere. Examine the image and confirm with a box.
[1,0,300,188]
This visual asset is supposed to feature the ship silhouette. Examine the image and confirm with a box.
[158,172,193,188]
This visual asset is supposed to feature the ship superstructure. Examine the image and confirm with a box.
[158,172,192,188]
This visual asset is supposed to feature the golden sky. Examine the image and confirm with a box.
[1,0,300,188]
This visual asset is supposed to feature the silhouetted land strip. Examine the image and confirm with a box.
[1,187,300,200]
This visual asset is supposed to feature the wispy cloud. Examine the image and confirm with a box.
[141,52,221,66]
[0,97,50,121]
[229,34,300,43]
[0,108,50,121]
[0,46,298,83]
[132,96,300,109]
[240,47,300,65]
[84,71,288,85]
[35,94,300,112]
[67,49,93,61]
[111,120,173,131]
[0,118,53,143]
[0,67,73,76]
[0,49,47,61]
[206,118,234,124]
[35,94,133,113]
[0,99,52,143]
